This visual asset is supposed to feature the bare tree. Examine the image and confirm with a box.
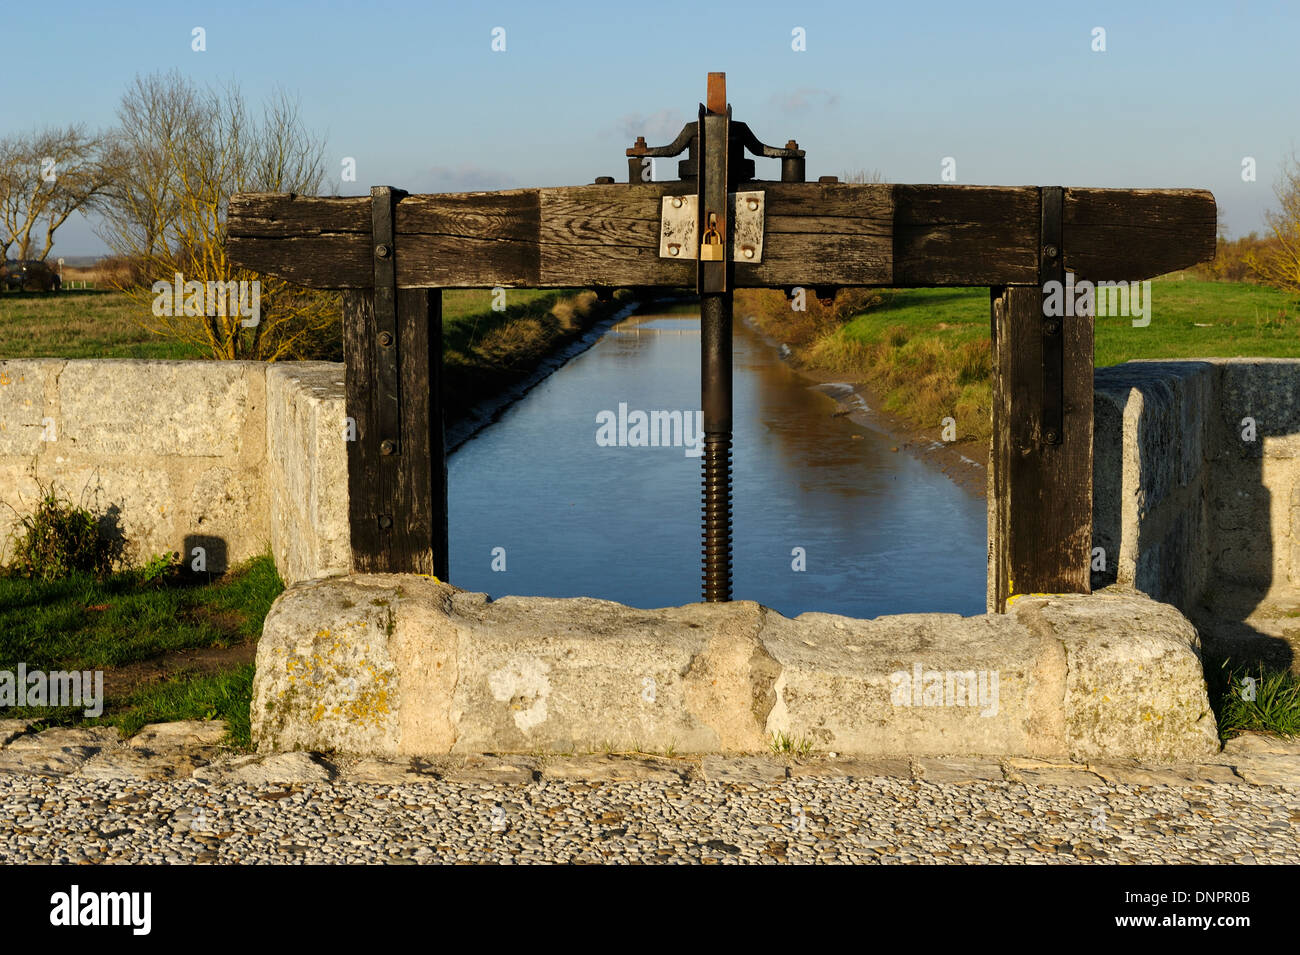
[96,72,207,262]
[97,72,337,360]
[0,124,113,260]
[1248,153,1300,295]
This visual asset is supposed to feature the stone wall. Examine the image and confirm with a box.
[251,575,1220,761]
[265,363,349,586]
[1094,358,1300,611]
[0,359,269,573]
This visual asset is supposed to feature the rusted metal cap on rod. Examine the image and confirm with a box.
[706,72,727,115]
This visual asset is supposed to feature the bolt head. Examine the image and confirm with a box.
[747,199,759,211]
[668,244,680,256]
[380,439,396,455]
[672,197,682,208]
[378,515,393,530]
[375,244,391,258]
[378,331,393,347]
[743,247,755,259]
[1043,245,1058,259]
[1045,429,1060,444]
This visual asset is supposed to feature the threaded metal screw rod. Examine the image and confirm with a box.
[700,293,733,601]
[701,434,733,600]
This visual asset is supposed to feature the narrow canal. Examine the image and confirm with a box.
[448,308,987,618]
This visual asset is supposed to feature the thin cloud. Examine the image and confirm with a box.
[615,109,687,144]
[768,88,840,113]
[418,163,517,193]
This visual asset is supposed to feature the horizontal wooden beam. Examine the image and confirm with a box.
[227,183,1215,290]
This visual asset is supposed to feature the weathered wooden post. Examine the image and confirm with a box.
[987,186,1093,612]
[319,186,448,578]
[227,75,1215,612]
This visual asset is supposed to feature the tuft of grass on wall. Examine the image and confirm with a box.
[1207,657,1300,742]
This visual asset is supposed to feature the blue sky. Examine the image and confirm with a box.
[9,0,1296,255]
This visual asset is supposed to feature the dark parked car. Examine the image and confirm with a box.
[1,259,61,292]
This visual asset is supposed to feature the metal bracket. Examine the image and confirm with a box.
[658,191,764,261]
[1040,185,1064,446]
[371,185,402,459]
[659,194,698,259]
[732,191,764,262]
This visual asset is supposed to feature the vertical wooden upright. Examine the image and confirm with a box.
[343,186,448,578]
[988,187,1094,612]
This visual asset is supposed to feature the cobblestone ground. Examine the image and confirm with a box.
[1,773,1298,864]
[0,721,1297,864]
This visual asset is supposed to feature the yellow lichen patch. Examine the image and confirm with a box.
[1006,592,1073,607]
[332,687,392,726]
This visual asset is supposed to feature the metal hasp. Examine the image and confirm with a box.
[1040,186,1064,445]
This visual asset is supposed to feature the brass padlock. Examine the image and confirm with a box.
[699,213,724,261]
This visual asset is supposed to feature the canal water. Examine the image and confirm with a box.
[448,309,987,618]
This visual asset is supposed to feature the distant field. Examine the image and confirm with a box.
[0,289,203,359]
[741,278,1300,444]
[844,278,1300,367]
[0,287,573,361]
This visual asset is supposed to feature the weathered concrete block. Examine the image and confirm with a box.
[1095,361,1214,520]
[1217,358,1300,450]
[1092,361,1215,603]
[0,359,271,570]
[0,361,52,456]
[1012,592,1220,762]
[1209,469,1274,585]
[266,363,350,585]
[757,608,1066,757]
[252,577,1219,762]
[51,466,176,565]
[59,360,264,458]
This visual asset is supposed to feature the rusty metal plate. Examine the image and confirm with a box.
[659,194,698,260]
[731,190,764,263]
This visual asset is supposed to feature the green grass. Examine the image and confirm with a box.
[113,664,255,746]
[1206,658,1300,742]
[769,731,814,758]
[840,279,1300,367]
[0,289,206,359]
[743,279,1300,446]
[0,554,282,743]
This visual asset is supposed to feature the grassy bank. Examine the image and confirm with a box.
[0,553,283,746]
[0,286,629,427]
[738,278,1300,445]
[441,288,631,424]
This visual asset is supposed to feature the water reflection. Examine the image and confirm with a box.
[448,311,986,618]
